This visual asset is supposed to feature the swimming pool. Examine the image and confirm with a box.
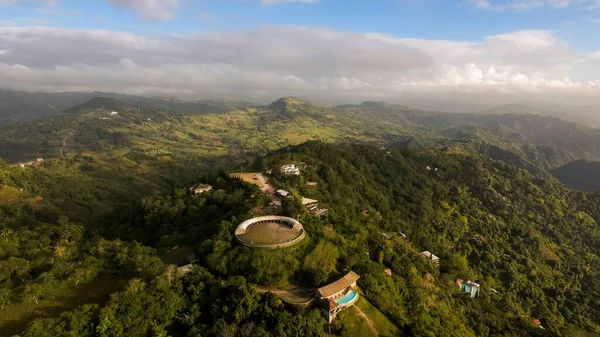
[335,290,358,305]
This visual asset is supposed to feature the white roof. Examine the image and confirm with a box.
[421,251,440,261]
[277,189,290,196]
[302,197,318,205]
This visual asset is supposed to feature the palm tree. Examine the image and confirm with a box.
[0,228,14,241]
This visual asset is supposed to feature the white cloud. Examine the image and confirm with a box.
[36,8,83,16]
[107,0,179,21]
[0,26,598,103]
[0,0,55,6]
[469,0,590,11]
[261,0,320,4]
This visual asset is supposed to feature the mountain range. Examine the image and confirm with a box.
[0,88,253,121]
[1,93,600,191]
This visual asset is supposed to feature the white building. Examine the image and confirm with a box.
[190,183,212,194]
[281,164,300,175]
[276,189,290,197]
[421,251,440,266]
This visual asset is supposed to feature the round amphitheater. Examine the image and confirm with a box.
[235,216,306,249]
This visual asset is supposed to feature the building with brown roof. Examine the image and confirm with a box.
[315,271,360,322]
[190,183,212,194]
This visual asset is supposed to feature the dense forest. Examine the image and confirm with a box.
[2,96,600,193]
[1,140,599,336]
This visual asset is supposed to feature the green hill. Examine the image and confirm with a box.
[0,89,253,121]
[3,141,599,336]
[2,96,600,192]
[551,159,600,192]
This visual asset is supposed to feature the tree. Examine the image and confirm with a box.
[23,283,43,305]
[0,288,11,309]
[0,228,14,242]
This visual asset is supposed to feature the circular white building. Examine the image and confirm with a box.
[235,216,306,248]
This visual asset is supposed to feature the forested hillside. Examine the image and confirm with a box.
[2,95,600,185]
[551,159,600,192]
[1,141,599,336]
[0,89,252,121]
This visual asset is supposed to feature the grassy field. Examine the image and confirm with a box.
[335,306,378,337]
[0,278,125,337]
[237,222,302,245]
[355,296,403,337]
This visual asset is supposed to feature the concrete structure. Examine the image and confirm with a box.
[276,189,290,197]
[421,251,440,266]
[177,264,194,277]
[281,164,300,175]
[16,158,44,169]
[306,202,328,217]
[235,216,305,249]
[457,279,480,298]
[190,183,212,194]
[316,271,360,322]
[301,197,318,205]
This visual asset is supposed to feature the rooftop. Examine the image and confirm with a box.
[302,197,318,205]
[317,271,360,299]
[192,183,212,189]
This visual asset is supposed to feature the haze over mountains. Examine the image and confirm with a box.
[1,91,600,192]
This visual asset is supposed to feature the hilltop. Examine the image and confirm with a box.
[2,95,600,193]
[0,89,253,121]
[2,141,599,336]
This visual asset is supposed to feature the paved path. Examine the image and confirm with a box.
[355,306,379,336]
[60,137,67,158]
[257,286,314,305]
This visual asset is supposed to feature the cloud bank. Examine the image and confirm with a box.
[469,0,594,11]
[107,0,178,21]
[0,25,598,104]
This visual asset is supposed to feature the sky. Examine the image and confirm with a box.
[0,0,599,105]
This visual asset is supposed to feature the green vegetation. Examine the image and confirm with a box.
[0,88,252,121]
[335,306,378,337]
[551,159,600,192]
[355,296,402,337]
[1,141,598,336]
[4,95,600,190]
[2,93,600,335]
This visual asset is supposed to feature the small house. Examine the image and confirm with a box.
[190,183,212,194]
[384,268,392,276]
[307,181,318,187]
[421,251,440,266]
[457,279,480,298]
[281,164,300,175]
[276,189,290,198]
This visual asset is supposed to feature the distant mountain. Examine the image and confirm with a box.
[0,89,254,121]
[479,103,548,116]
[2,95,600,183]
[478,103,600,128]
[551,159,600,192]
[63,97,136,115]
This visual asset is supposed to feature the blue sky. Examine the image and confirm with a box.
[0,0,599,104]
[1,0,598,48]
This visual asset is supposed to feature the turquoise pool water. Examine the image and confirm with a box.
[335,290,358,305]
